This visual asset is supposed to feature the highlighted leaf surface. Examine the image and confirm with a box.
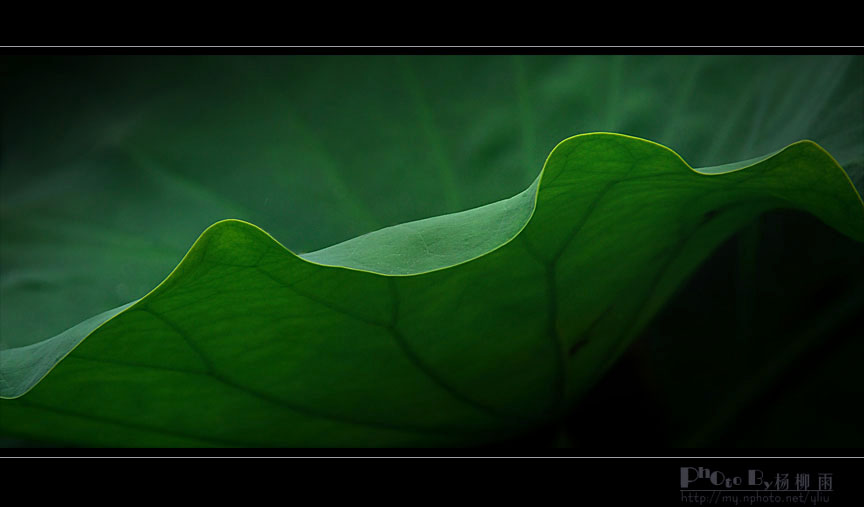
[1,134,862,447]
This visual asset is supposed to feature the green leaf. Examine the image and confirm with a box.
[3,55,862,352]
[2,55,863,447]
[1,133,862,447]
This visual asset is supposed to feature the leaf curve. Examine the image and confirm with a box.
[1,133,862,447]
